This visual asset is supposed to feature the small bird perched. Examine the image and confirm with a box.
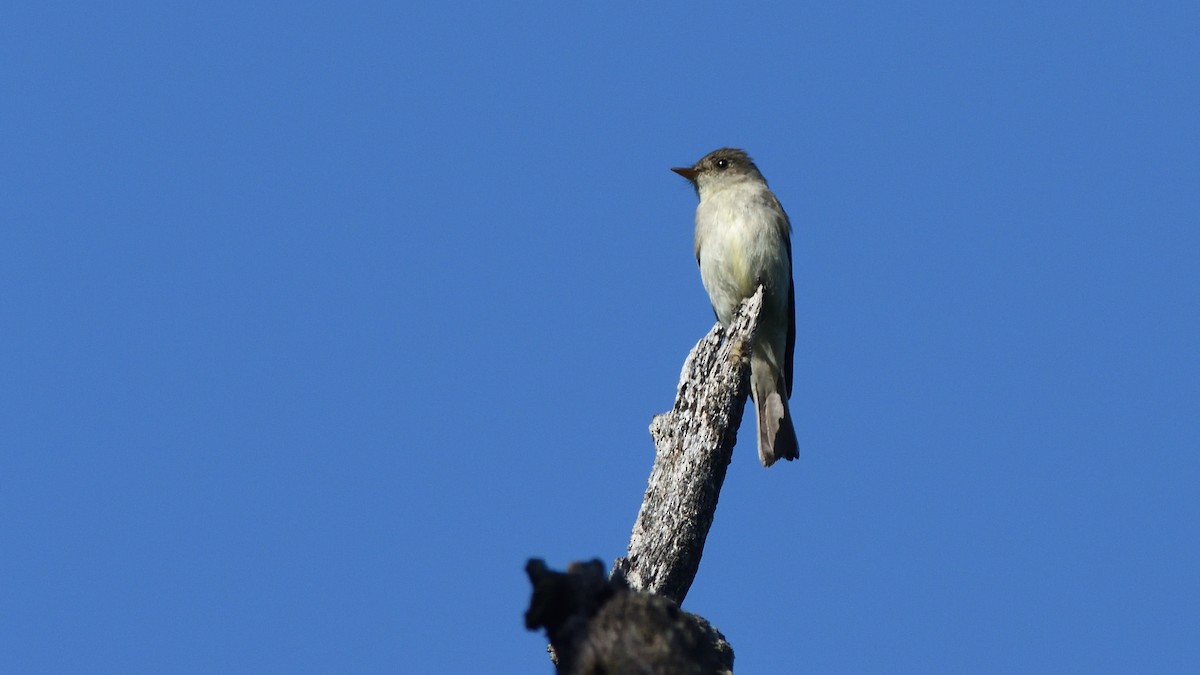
[673,148,799,467]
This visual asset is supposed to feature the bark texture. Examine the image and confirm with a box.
[525,560,733,675]
[613,286,763,604]
[524,287,764,674]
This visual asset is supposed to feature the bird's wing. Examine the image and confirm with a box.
[782,205,796,397]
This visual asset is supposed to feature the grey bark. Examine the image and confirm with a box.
[525,287,762,673]
[613,286,763,604]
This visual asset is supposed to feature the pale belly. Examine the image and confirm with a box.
[696,201,789,327]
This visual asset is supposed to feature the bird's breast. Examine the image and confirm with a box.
[694,185,790,324]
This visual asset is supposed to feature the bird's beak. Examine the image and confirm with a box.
[671,166,699,181]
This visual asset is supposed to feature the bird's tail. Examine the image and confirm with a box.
[752,366,799,467]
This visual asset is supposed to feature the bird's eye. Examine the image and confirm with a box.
[715,159,730,170]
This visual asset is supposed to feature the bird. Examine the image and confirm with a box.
[672,148,799,467]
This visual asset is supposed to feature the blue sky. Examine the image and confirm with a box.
[2,2,1197,673]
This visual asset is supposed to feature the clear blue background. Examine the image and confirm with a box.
[3,2,1197,673]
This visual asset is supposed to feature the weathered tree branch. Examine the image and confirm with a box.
[525,287,762,673]
[525,560,733,675]
[613,286,763,604]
